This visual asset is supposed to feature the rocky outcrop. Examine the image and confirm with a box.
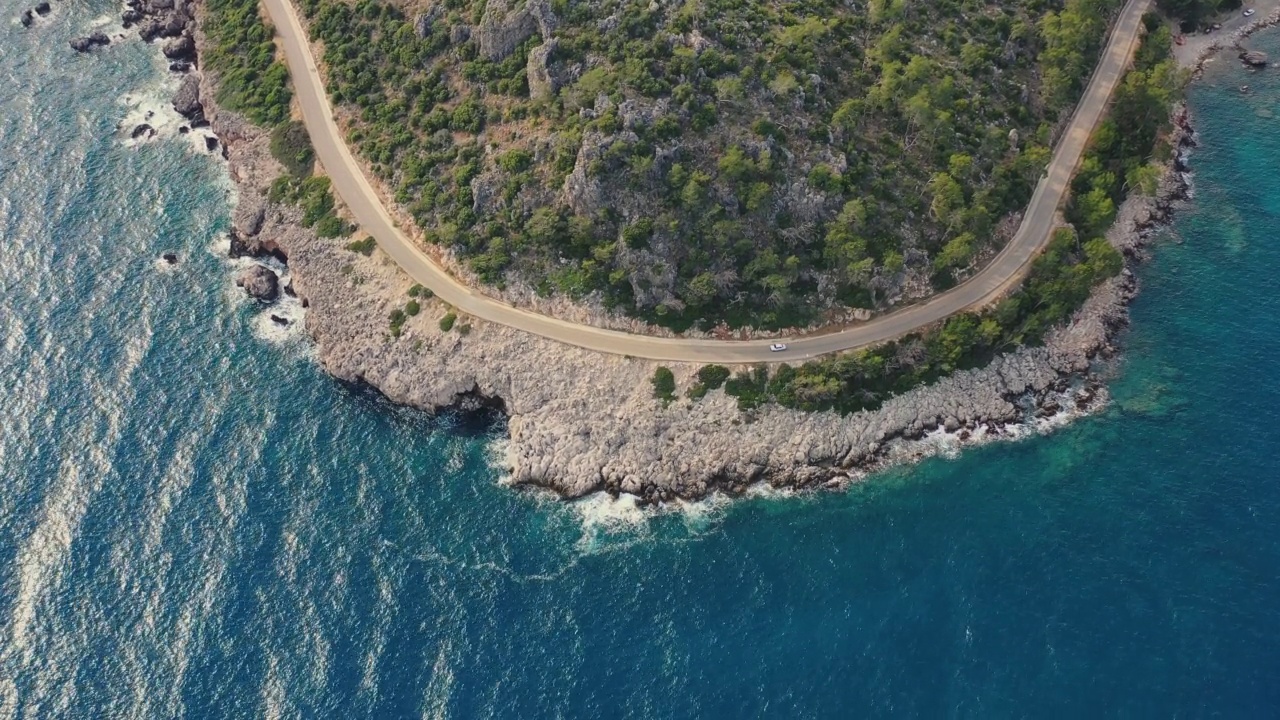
[236,265,280,302]
[562,130,610,215]
[526,40,558,101]
[162,34,195,60]
[413,3,442,38]
[69,32,110,52]
[172,73,203,121]
[1241,49,1269,66]
[190,10,1198,502]
[475,0,541,60]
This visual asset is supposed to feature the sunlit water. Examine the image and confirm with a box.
[3,4,1280,715]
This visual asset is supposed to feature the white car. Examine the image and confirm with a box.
[1244,8,1256,16]
[769,343,788,352]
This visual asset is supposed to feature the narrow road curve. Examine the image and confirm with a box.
[262,0,1151,364]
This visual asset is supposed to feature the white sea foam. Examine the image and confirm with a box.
[117,82,220,155]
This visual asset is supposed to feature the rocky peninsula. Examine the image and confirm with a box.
[103,0,1272,501]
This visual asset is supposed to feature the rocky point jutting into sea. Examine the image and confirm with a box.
[73,0,1271,501]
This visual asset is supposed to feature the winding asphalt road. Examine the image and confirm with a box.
[262,0,1151,363]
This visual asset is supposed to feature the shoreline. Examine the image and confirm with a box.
[106,0,1258,503]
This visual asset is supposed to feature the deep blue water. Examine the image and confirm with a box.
[4,4,1280,716]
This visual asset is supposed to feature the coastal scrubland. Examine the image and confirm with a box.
[285,0,1130,330]
[199,0,1186,418]
[202,0,352,235]
[716,18,1182,414]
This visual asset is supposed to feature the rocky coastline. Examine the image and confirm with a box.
[105,1,1232,502]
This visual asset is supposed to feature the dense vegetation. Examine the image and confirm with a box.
[202,0,292,125]
[296,0,1127,329]
[203,0,352,237]
[1157,0,1242,30]
[713,22,1182,415]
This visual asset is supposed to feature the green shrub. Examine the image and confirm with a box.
[389,307,406,336]
[346,237,376,255]
[651,366,676,403]
[270,121,315,178]
[439,312,457,331]
[405,300,421,316]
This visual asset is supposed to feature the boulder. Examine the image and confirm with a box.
[233,200,266,238]
[162,252,178,264]
[122,8,142,27]
[20,10,33,26]
[70,32,110,52]
[269,314,290,326]
[205,136,219,152]
[162,34,194,60]
[130,123,154,139]
[1241,50,1268,67]
[168,60,191,73]
[172,73,203,120]
[160,12,188,37]
[35,2,50,16]
[236,265,280,302]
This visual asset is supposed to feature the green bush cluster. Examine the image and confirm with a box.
[1067,21,1184,239]
[269,176,355,238]
[651,366,677,404]
[204,0,353,239]
[686,364,731,399]
[270,121,316,179]
[408,283,434,299]
[346,237,377,255]
[723,228,1123,413]
[202,0,291,126]
[439,312,458,332]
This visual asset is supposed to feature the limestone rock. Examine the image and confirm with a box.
[475,0,539,60]
[162,34,194,60]
[172,73,203,121]
[236,265,280,302]
[526,40,558,101]
[1241,50,1268,67]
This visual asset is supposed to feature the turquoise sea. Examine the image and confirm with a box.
[4,3,1280,715]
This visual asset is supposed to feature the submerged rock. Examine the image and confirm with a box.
[34,2,50,16]
[1241,50,1269,67]
[20,10,34,26]
[161,252,178,264]
[130,123,154,140]
[236,265,279,302]
[69,32,110,52]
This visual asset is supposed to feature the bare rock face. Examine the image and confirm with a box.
[475,0,539,60]
[236,265,279,303]
[526,40,559,101]
[172,73,202,120]
[162,33,195,60]
[413,2,441,38]
[1241,50,1269,67]
[562,130,611,215]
